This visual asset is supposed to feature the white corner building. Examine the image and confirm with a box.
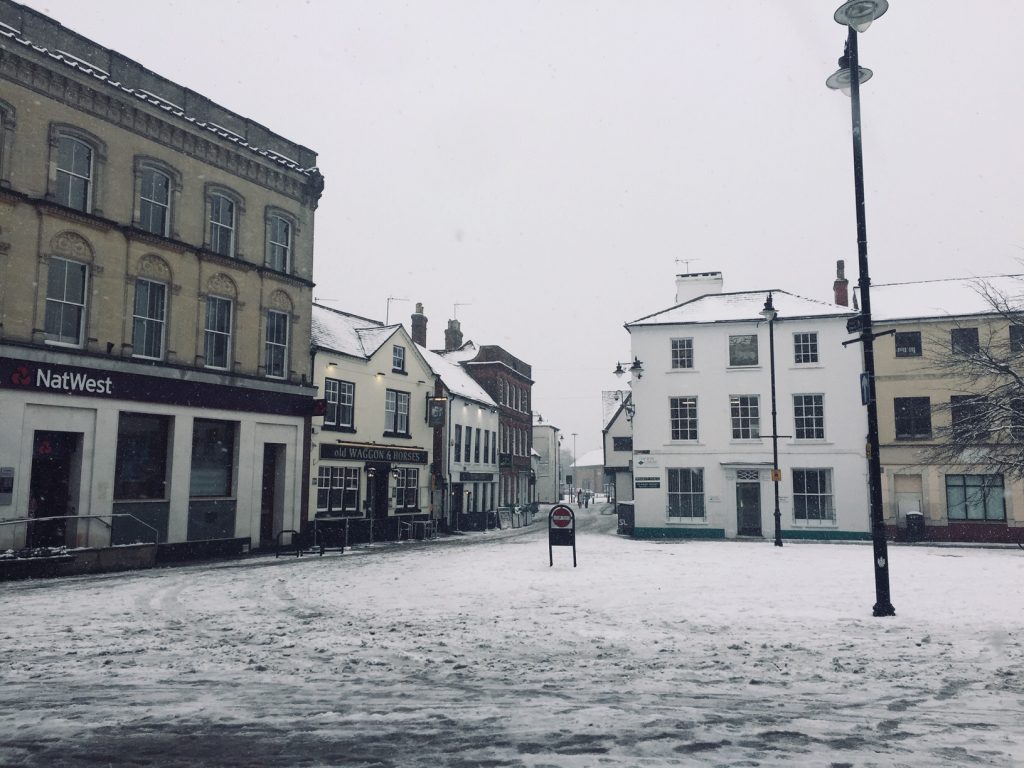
[625,273,870,540]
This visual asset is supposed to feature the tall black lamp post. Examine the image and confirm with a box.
[826,0,895,616]
[760,293,783,547]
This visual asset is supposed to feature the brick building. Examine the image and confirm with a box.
[438,318,534,507]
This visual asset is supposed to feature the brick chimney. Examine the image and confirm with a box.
[833,260,849,307]
[411,302,427,346]
[444,319,463,351]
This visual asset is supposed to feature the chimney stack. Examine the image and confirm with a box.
[411,302,427,346]
[444,319,463,351]
[674,271,724,305]
[833,260,849,307]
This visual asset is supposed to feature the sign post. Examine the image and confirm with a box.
[548,504,576,567]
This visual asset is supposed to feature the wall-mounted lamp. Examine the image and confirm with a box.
[613,357,644,379]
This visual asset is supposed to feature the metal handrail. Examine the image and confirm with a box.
[0,514,160,546]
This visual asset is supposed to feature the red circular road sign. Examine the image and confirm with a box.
[551,507,573,528]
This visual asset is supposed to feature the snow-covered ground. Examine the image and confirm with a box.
[1,503,1022,767]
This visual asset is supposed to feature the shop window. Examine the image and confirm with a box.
[667,468,704,519]
[945,474,1005,521]
[189,419,236,497]
[114,413,170,500]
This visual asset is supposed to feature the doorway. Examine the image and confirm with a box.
[28,430,81,548]
[736,481,763,537]
[260,443,286,547]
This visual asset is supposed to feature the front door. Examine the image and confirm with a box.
[28,430,79,548]
[260,444,284,547]
[736,481,762,537]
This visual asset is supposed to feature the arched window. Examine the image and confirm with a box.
[49,125,106,214]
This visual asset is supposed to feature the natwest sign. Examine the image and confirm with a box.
[35,366,113,395]
[0,356,311,416]
[4,360,115,396]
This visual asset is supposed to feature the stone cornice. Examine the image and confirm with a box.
[0,42,324,209]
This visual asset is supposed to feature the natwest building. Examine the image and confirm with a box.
[0,2,322,554]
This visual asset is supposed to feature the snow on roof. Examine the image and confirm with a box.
[602,390,631,430]
[311,304,392,359]
[628,290,853,327]
[572,448,605,468]
[417,346,496,407]
[862,275,1024,322]
[0,26,318,176]
[437,341,479,363]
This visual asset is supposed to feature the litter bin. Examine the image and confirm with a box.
[905,510,925,542]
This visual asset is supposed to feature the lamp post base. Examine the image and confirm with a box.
[873,601,896,617]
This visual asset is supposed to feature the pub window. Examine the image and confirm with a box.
[385,389,410,435]
[317,466,360,515]
[394,467,419,510]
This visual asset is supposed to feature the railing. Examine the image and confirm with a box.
[0,514,160,550]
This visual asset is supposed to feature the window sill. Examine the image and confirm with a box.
[790,363,823,370]
[727,365,762,371]
[665,518,708,525]
[391,369,408,375]
[793,519,837,527]
[668,368,699,374]
[383,431,412,440]
[322,424,357,433]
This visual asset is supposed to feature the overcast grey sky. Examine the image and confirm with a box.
[20,0,1024,457]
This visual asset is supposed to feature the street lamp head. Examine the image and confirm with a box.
[629,357,644,379]
[760,292,778,322]
[834,0,888,33]
[613,362,625,378]
[826,63,873,95]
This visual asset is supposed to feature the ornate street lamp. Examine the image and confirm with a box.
[760,293,783,547]
[827,0,895,617]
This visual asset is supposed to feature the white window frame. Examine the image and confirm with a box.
[667,468,705,519]
[793,332,819,365]
[132,278,167,360]
[728,334,759,367]
[264,310,289,379]
[671,337,694,369]
[204,295,233,370]
[670,396,698,441]
[793,394,825,440]
[265,213,292,272]
[208,192,236,257]
[139,166,171,236]
[55,134,93,212]
[44,257,88,347]
[793,468,835,522]
[730,395,761,439]
[385,389,410,435]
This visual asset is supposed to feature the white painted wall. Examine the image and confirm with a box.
[628,313,870,539]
